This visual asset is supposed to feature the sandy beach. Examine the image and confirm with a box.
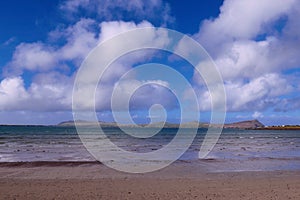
[0,162,299,200]
[1,126,299,199]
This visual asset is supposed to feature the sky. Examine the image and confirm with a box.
[0,0,300,125]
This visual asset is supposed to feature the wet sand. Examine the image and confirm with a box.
[0,161,300,199]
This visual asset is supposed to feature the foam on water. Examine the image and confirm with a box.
[0,126,300,171]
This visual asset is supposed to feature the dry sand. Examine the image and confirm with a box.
[0,162,299,200]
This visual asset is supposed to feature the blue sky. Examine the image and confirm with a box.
[0,0,299,125]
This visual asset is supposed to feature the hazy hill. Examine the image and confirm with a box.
[223,119,264,129]
[57,119,264,129]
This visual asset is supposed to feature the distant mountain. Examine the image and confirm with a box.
[57,119,264,129]
[57,120,117,127]
[223,119,264,129]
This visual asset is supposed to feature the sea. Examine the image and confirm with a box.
[0,125,300,172]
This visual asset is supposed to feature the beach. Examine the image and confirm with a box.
[0,161,300,200]
[1,126,300,199]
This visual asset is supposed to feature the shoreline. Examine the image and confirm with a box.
[1,155,300,172]
[0,161,101,167]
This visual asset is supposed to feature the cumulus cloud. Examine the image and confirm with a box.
[252,111,264,119]
[190,73,292,111]
[6,43,58,75]
[0,73,73,112]
[5,19,166,76]
[196,0,300,73]
[192,0,300,113]
[196,0,296,55]
[111,79,177,111]
[73,21,174,111]
[226,74,292,110]
[5,18,98,76]
[1,20,175,113]
[0,77,29,110]
[58,19,99,62]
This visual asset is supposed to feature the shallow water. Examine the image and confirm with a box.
[0,125,299,172]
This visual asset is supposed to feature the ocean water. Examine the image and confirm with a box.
[0,125,300,171]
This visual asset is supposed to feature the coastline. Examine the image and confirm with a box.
[1,125,299,199]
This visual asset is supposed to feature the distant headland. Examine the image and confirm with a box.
[1,119,299,130]
[57,119,267,130]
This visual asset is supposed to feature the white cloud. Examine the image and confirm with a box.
[1,20,175,113]
[196,0,296,55]
[0,73,73,112]
[252,111,264,119]
[72,20,170,86]
[6,19,168,76]
[109,79,175,111]
[99,20,153,42]
[7,43,57,74]
[59,18,98,62]
[5,18,98,76]
[236,73,290,110]
[0,77,29,110]
[192,73,293,112]
[192,0,300,113]
[73,21,173,111]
